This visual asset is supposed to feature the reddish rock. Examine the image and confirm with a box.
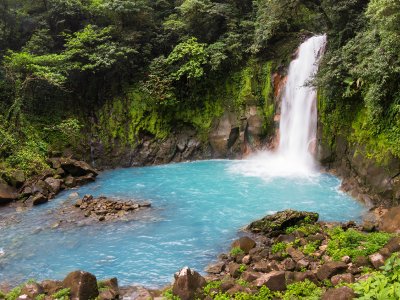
[242,255,251,265]
[322,286,355,300]
[253,260,279,273]
[254,271,286,291]
[231,237,256,254]
[98,278,119,299]
[226,285,251,295]
[287,246,304,262]
[0,183,17,204]
[241,271,261,283]
[228,262,241,278]
[369,253,385,269]
[317,262,348,280]
[331,273,355,286]
[63,270,99,300]
[282,258,296,271]
[379,206,400,233]
[205,262,225,274]
[41,280,63,295]
[172,267,206,300]
[286,271,318,284]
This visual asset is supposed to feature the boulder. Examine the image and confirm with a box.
[287,246,305,262]
[0,183,17,204]
[241,271,261,282]
[32,180,51,196]
[253,260,279,273]
[172,267,206,300]
[45,177,62,194]
[20,282,44,299]
[41,280,63,295]
[379,206,400,233]
[254,271,286,291]
[322,287,355,300]
[62,270,99,300]
[317,262,348,281]
[209,112,240,157]
[369,253,385,269]
[119,286,151,300]
[6,170,25,188]
[231,236,256,254]
[383,237,400,253]
[31,193,48,206]
[228,262,241,278]
[331,273,354,286]
[98,278,119,300]
[205,262,225,274]
[64,176,77,188]
[60,158,98,177]
[248,210,319,236]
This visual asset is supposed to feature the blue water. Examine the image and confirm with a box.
[0,160,365,287]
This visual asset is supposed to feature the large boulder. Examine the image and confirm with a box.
[322,286,355,300]
[231,236,256,254]
[60,158,98,177]
[209,112,240,157]
[317,262,348,281]
[0,183,17,204]
[248,210,319,236]
[98,278,119,300]
[172,267,206,300]
[62,270,99,300]
[378,206,400,233]
[254,271,286,291]
[20,282,44,299]
[45,177,62,194]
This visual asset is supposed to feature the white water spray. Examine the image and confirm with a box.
[230,35,327,179]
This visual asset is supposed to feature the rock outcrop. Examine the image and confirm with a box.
[172,267,206,300]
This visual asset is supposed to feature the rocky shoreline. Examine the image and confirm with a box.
[1,209,399,300]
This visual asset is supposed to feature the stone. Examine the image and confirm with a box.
[276,234,296,243]
[231,236,256,254]
[41,280,63,295]
[64,176,76,188]
[241,271,261,283]
[98,278,119,300]
[287,246,305,262]
[254,271,286,291]
[331,273,355,286]
[253,260,279,273]
[369,253,385,269]
[341,256,351,264]
[226,285,251,295]
[31,193,48,206]
[0,183,17,204]
[282,258,296,271]
[383,237,400,253]
[248,210,319,236]
[296,258,310,270]
[322,286,355,300]
[242,255,251,265]
[119,286,151,300]
[60,158,98,177]
[48,157,62,169]
[228,262,241,278]
[21,282,44,299]
[209,112,240,157]
[317,262,348,280]
[294,271,318,284]
[63,270,99,300]
[205,262,225,274]
[353,256,370,268]
[75,174,96,186]
[45,177,62,194]
[379,206,400,233]
[32,180,50,196]
[7,170,26,188]
[172,267,206,300]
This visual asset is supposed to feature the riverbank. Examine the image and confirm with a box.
[1,209,399,300]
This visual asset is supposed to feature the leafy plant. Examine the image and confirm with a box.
[5,286,22,300]
[51,288,70,300]
[163,288,180,300]
[204,280,222,297]
[230,247,245,256]
[271,242,288,254]
[282,279,323,300]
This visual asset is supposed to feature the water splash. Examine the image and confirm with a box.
[230,35,327,179]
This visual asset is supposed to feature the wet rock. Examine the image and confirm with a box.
[75,174,96,186]
[45,177,62,194]
[254,271,286,291]
[331,273,354,286]
[172,267,206,300]
[205,262,225,274]
[209,112,240,157]
[0,183,17,204]
[21,282,44,299]
[63,270,99,300]
[248,210,319,236]
[322,286,355,300]
[31,193,48,206]
[317,261,348,280]
[369,253,385,269]
[231,236,256,254]
[60,158,98,177]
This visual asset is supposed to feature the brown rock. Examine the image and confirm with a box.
[254,271,286,291]
[317,262,348,280]
[205,262,225,274]
[231,237,256,254]
[0,183,17,204]
[172,267,206,300]
[242,255,251,265]
[62,270,99,300]
[294,271,318,284]
[241,271,261,283]
[45,177,62,194]
[331,273,354,286]
[253,260,279,273]
[41,280,63,295]
[379,206,400,233]
[21,282,44,298]
[32,180,50,196]
[383,237,400,253]
[64,176,77,188]
[322,287,355,300]
[282,258,296,271]
[60,158,98,177]
[287,246,304,262]
[98,278,119,300]
[228,262,241,278]
[296,258,310,270]
[32,193,48,206]
[353,256,370,268]
[369,253,385,269]
[226,285,251,295]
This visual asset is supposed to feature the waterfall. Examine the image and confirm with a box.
[278,35,327,167]
[230,35,327,179]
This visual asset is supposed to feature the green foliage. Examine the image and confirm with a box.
[352,253,400,299]
[163,288,180,300]
[285,224,321,236]
[282,279,323,300]
[271,242,288,254]
[204,280,222,297]
[34,294,45,300]
[45,118,83,150]
[327,227,391,260]
[5,286,21,300]
[51,288,70,300]
[211,286,274,300]
[238,264,247,274]
[230,247,244,257]
[302,241,321,256]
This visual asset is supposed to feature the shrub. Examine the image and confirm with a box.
[282,279,323,300]
[271,242,287,254]
[230,247,245,256]
[327,227,391,260]
[5,286,22,300]
[204,280,222,297]
[163,288,180,300]
[51,288,70,300]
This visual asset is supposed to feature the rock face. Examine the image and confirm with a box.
[172,267,206,300]
[209,112,241,158]
[60,158,98,177]
[63,270,99,300]
[247,210,319,236]
[0,183,17,204]
[378,206,400,233]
